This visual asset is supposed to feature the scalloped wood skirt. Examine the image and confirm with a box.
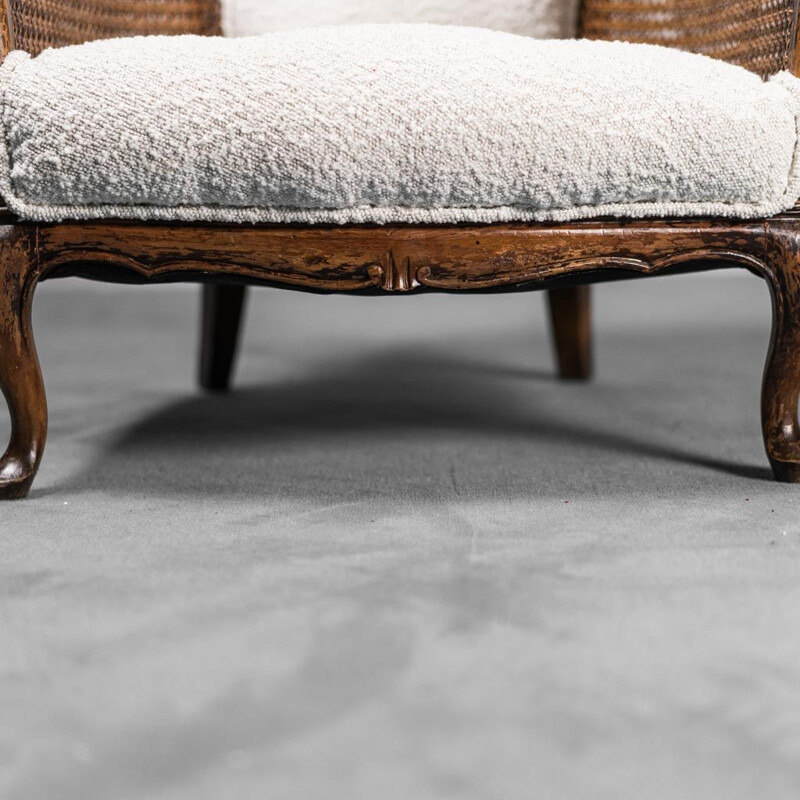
[2,213,800,498]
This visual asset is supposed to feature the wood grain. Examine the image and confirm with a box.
[0,225,46,500]
[2,2,800,495]
[0,215,798,496]
[35,219,768,294]
[761,219,800,482]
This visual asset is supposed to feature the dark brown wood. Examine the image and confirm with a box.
[761,219,800,482]
[0,2,799,497]
[199,284,247,391]
[34,219,768,293]
[0,215,794,496]
[790,0,800,75]
[0,1,11,59]
[547,286,592,380]
[0,224,46,500]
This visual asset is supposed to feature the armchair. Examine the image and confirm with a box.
[1,0,799,498]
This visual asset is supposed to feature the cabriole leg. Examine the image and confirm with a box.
[0,226,46,499]
[762,222,800,483]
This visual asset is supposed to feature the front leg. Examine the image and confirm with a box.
[0,225,46,499]
[762,220,800,483]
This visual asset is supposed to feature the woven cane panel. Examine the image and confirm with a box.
[581,0,799,77]
[3,2,796,76]
[4,0,221,56]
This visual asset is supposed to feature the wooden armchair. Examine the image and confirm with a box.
[1,0,800,498]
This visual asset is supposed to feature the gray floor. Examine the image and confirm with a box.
[2,272,800,799]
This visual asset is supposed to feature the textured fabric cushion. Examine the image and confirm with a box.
[221,0,580,40]
[2,25,800,225]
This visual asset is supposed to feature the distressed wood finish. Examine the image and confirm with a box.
[762,220,800,482]
[0,225,46,499]
[3,215,800,497]
[2,1,800,495]
[33,220,768,292]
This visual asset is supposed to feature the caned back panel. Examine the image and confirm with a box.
[0,1,797,76]
[580,0,800,78]
[0,0,221,57]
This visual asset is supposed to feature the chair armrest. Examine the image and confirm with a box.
[580,0,800,78]
[1,0,221,58]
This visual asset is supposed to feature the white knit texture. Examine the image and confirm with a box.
[2,25,800,225]
[221,0,580,40]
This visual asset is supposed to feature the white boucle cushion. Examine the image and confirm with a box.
[2,24,800,225]
[221,0,580,40]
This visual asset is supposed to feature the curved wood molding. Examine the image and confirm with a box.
[2,213,799,498]
[0,224,46,499]
[37,219,768,294]
[761,219,800,482]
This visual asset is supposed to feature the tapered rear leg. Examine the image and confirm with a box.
[0,226,46,500]
[547,285,593,380]
[199,284,247,392]
[762,222,800,483]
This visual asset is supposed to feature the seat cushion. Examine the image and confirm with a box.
[2,25,800,225]
[221,0,580,40]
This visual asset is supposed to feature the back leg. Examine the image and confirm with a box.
[198,284,247,392]
[547,285,593,380]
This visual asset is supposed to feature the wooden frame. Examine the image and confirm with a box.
[2,0,800,497]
